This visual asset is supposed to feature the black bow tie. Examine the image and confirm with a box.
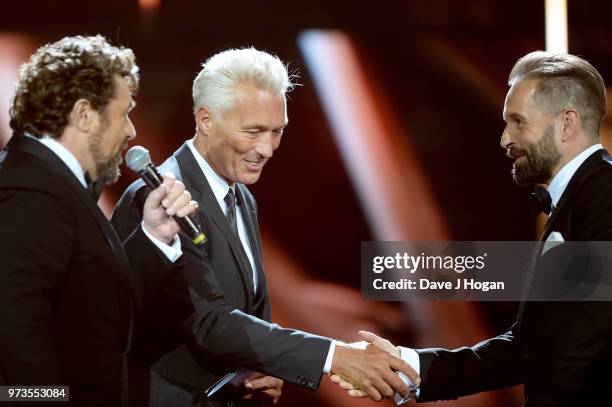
[530,185,552,216]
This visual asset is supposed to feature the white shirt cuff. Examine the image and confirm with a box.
[394,347,420,405]
[141,222,182,263]
[322,340,336,374]
[400,347,420,374]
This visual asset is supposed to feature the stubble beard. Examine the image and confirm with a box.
[89,118,125,185]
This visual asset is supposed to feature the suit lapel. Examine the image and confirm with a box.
[236,185,266,293]
[235,185,264,272]
[519,149,610,324]
[173,143,256,298]
[541,149,609,240]
[6,136,133,342]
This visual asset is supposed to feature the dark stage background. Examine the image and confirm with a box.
[1,1,612,406]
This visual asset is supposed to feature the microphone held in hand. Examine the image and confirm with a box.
[126,146,206,247]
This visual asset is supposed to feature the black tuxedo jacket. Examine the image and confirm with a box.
[112,142,331,405]
[415,149,612,406]
[0,136,179,405]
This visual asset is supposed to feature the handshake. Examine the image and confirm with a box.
[330,331,419,403]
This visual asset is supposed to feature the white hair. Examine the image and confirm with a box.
[192,47,295,116]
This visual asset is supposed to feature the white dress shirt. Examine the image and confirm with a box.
[548,144,603,209]
[34,135,182,261]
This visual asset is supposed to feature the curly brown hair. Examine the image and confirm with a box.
[9,35,139,139]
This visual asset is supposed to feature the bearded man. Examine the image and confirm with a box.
[0,35,197,405]
[333,51,612,406]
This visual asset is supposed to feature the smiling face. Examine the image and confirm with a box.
[195,83,287,185]
[500,78,562,186]
[89,75,136,184]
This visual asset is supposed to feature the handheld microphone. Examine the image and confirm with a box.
[126,146,206,247]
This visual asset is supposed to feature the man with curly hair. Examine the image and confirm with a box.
[0,35,198,405]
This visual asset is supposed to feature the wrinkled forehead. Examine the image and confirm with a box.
[226,86,287,121]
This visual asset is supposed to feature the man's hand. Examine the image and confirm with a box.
[142,172,198,244]
[331,330,405,398]
[359,330,400,357]
[330,333,420,402]
[241,372,283,405]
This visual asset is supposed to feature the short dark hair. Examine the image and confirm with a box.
[9,35,139,139]
[508,51,606,137]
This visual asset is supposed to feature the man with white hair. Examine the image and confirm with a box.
[113,48,417,406]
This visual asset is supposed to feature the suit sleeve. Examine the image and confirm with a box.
[110,180,183,311]
[179,238,331,390]
[0,189,73,385]
[122,224,184,311]
[112,183,332,390]
[415,322,522,402]
[416,168,612,404]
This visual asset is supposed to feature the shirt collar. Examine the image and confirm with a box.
[548,143,603,207]
[186,139,234,209]
[26,134,88,188]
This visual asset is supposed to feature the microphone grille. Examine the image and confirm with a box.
[125,146,152,173]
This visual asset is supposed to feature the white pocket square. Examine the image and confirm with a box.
[542,231,564,255]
